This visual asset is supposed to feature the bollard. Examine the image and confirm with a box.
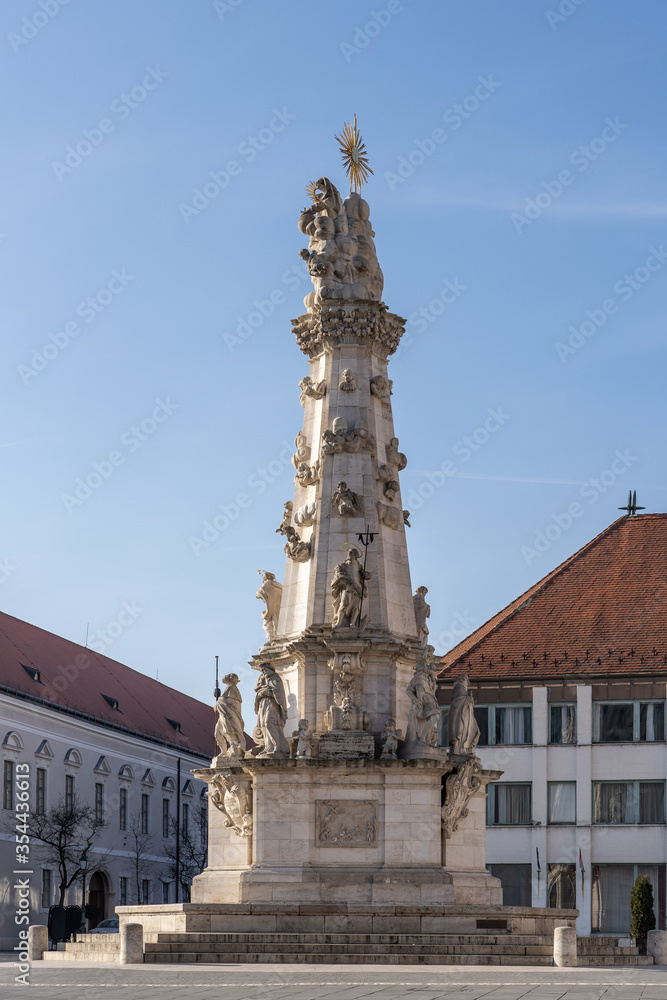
[120,922,144,964]
[28,925,48,961]
[553,925,577,967]
[647,929,667,965]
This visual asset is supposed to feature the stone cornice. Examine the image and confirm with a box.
[292,301,406,358]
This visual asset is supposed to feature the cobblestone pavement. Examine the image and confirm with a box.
[1,958,667,1000]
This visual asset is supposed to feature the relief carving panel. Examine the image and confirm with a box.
[316,798,377,847]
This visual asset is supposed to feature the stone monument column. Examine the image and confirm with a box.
[192,128,501,907]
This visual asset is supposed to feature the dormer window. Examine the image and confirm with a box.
[21,664,42,684]
[102,695,120,712]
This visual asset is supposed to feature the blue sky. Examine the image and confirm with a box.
[2,0,666,715]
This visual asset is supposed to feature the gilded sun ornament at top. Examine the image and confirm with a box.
[334,114,373,194]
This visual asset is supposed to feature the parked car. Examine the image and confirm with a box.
[89,918,119,934]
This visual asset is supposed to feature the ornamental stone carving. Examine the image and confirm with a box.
[298,178,383,307]
[292,302,406,359]
[210,771,253,838]
[322,419,375,459]
[256,570,283,642]
[405,645,439,748]
[403,510,411,527]
[386,437,407,470]
[282,524,311,562]
[339,368,357,391]
[449,674,480,757]
[293,501,317,527]
[294,460,321,486]
[441,756,483,839]
[380,718,401,759]
[370,374,393,398]
[332,481,362,517]
[331,547,369,629]
[299,375,326,406]
[316,799,377,847]
[383,480,400,502]
[321,417,347,455]
[214,673,246,761]
[292,432,311,468]
[326,650,367,731]
[413,586,430,645]
[377,501,402,530]
[254,662,289,758]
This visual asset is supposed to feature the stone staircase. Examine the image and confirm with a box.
[40,929,654,966]
[577,935,654,967]
[42,934,120,963]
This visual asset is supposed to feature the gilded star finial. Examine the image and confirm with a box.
[334,114,373,194]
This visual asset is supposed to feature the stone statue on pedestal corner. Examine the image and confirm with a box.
[405,645,440,747]
[256,570,283,642]
[254,663,289,758]
[380,719,401,759]
[449,674,480,757]
[413,586,430,645]
[331,547,369,628]
[294,719,314,759]
[214,674,246,760]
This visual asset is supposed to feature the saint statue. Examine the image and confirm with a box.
[254,662,289,758]
[405,645,439,746]
[449,674,480,757]
[331,546,370,628]
[256,570,283,641]
[413,586,430,645]
[214,673,245,759]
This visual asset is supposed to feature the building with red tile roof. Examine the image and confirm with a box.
[437,512,667,938]
[0,609,228,947]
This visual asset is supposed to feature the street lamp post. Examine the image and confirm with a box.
[79,852,89,934]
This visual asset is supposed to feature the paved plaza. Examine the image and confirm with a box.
[2,956,667,1000]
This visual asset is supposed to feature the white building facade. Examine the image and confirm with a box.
[438,512,667,938]
[1,691,209,950]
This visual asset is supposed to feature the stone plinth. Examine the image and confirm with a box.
[193,757,502,907]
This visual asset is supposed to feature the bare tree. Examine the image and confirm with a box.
[164,806,208,898]
[125,812,157,904]
[27,795,105,906]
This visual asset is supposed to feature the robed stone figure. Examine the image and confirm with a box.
[254,662,289,757]
[449,674,480,756]
[214,673,245,759]
[405,645,439,746]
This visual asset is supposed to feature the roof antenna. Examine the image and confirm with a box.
[85,623,89,648]
[618,490,645,516]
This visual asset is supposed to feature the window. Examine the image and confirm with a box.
[162,798,170,839]
[594,701,665,742]
[550,704,576,744]
[182,803,189,835]
[487,783,532,825]
[592,865,666,934]
[162,882,170,904]
[119,877,128,906]
[487,864,531,907]
[593,781,665,824]
[3,760,14,810]
[65,774,75,811]
[119,788,127,831]
[36,768,46,815]
[641,702,665,741]
[548,864,576,909]
[95,783,104,824]
[141,879,151,904]
[41,870,52,909]
[457,705,531,747]
[548,782,576,824]
[200,805,207,847]
[141,793,149,834]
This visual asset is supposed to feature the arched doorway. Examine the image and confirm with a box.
[87,871,106,930]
